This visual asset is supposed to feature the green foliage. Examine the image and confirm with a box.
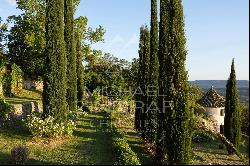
[73,16,105,101]
[224,59,241,154]
[11,63,23,93]
[7,11,45,78]
[23,113,76,138]
[65,0,77,114]
[43,0,68,123]
[112,127,141,165]
[147,0,159,142]
[84,52,129,96]
[155,0,192,164]
[0,17,8,54]
[240,103,249,135]
[0,63,23,97]
[11,145,29,165]
[135,25,150,135]
[7,0,81,79]
[0,99,13,125]
[2,73,12,97]
[192,130,216,143]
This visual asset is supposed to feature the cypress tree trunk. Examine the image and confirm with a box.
[135,26,150,136]
[156,0,191,164]
[43,0,68,123]
[224,59,241,154]
[65,0,77,113]
[147,0,159,142]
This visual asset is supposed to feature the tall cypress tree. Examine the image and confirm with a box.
[75,17,86,108]
[65,0,77,113]
[224,59,241,154]
[146,0,159,142]
[135,25,150,135]
[156,0,191,164]
[43,0,68,122]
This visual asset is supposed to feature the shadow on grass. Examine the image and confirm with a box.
[194,149,226,155]
[0,151,11,164]
[0,126,31,140]
[27,158,59,165]
[0,153,59,165]
[215,156,242,162]
[71,111,115,165]
[11,95,40,101]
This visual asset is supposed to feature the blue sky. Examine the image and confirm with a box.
[0,0,249,81]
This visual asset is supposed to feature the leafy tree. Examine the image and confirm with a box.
[75,16,87,108]
[43,0,67,123]
[156,0,191,164]
[65,0,77,113]
[0,17,8,55]
[240,103,249,136]
[74,16,105,107]
[7,0,46,79]
[224,59,241,154]
[84,51,130,99]
[7,0,80,79]
[122,58,139,91]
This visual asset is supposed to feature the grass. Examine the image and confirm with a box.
[125,131,153,165]
[191,137,249,165]
[2,89,42,105]
[0,111,114,165]
[110,110,153,165]
[1,90,249,165]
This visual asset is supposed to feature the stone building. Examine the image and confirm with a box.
[197,86,225,133]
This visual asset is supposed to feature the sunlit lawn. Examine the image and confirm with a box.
[0,111,114,165]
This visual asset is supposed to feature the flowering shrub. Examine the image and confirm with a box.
[23,114,76,138]
[81,111,88,117]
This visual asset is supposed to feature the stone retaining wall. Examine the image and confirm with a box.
[23,80,43,91]
[10,101,43,120]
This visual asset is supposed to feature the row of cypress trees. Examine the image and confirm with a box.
[136,0,191,164]
[136,0,242,164]
[43,0,82,123]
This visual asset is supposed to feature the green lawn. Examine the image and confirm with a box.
[124,131,153,165]
[191,138,249,165]
[0,111,114,165]
[1,90,249,165]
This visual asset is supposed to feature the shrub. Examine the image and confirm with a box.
[23,114,76,138]
[11,145,29,165]
[112,127,141,165]
[0,99,13,126]
[192,130,216,143]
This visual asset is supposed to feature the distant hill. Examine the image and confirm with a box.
[190,80,249,104]
[189,80,249,89]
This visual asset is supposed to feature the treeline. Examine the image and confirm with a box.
[0,0,104,123]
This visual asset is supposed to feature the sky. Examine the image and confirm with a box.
[0,0,249,81]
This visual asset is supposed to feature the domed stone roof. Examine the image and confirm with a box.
[197,86,225,108]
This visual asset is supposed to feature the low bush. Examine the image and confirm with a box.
[112,127,141,165]
[23,114,76,138]
[11,145,29,165]
[192,130,216,143]
[0,99,13,126]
